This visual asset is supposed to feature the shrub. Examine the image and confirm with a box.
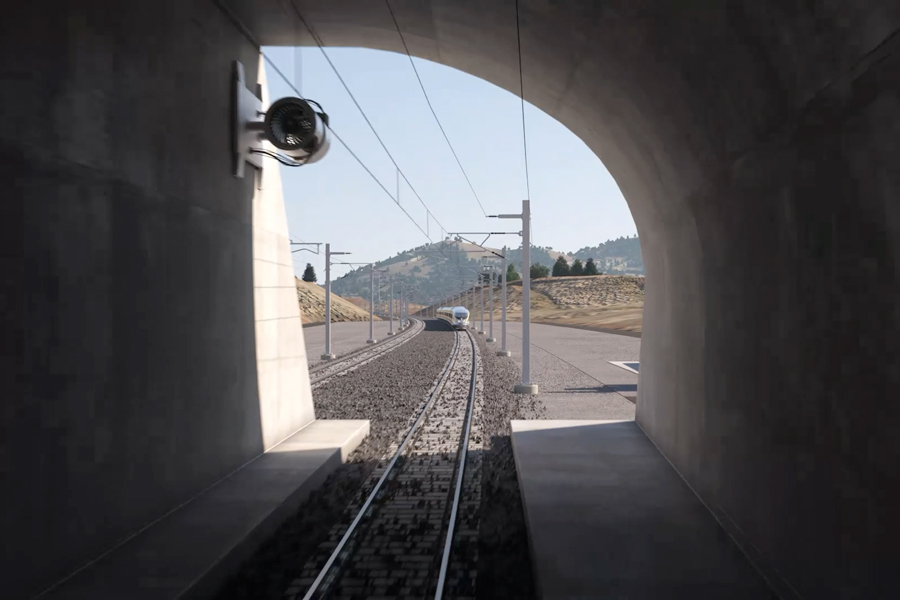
[301,263,317,283]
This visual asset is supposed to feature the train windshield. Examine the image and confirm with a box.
[454,310,469,319]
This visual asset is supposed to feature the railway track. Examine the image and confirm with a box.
[309,319,426,388]
[288,327,483,600]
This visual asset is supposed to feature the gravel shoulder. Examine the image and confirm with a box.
[472,333,543,600]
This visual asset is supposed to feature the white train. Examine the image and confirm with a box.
[436,306,470,330]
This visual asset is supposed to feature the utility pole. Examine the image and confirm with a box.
[497,246,510,356]
[367,265,376,344]
[376,272,381,317]
[387,280,395,336]
[487,268,496,343]
[491,201,537,393]
[479,277,485,334]
[321,243,350,361]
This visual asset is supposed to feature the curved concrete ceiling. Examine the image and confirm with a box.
[233,0,898,235]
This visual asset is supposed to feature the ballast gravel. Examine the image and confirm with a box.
[213,320,543,600]
[472,333,544,600]
[213,320,455,600]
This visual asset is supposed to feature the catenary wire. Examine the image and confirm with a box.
[285,0,449,238]
[515,0,536,251]
[264,33,434,242]
[384,0,488,217]
[212,0,435,242]
[515,0,531,202]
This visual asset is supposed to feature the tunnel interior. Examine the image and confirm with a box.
[4,1,900,598]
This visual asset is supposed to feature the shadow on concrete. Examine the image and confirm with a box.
[605,383,638,393]
[511,420,774,599]
[210,456,382,600]
[539,384,638,395]
[39,422,368,600]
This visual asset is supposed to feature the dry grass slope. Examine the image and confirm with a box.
[295,279,380,324]
[531,275,644,307]
[449,275,645,334]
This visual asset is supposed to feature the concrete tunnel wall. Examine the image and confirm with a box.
[2,0,899,598]
[1,2,316,597]
[243,1,900,595]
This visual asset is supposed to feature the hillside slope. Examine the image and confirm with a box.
[572,236,643,275]
[331,240,573,301]
[295,279,380,324]
[435,274,645,334]
[531,275,644,307]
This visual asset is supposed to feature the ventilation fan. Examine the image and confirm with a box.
[264,97,330,163]
[233,60,331,178]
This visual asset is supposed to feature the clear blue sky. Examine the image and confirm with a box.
[262,46,636,280]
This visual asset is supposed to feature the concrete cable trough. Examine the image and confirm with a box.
[289,329,483,599]
[309,319,426,388]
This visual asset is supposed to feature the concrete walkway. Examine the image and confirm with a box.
[511,420,772,599]
[43,420,369,600]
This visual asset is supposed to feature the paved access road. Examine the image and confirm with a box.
[497,322,640,420]
[303,320,403,367]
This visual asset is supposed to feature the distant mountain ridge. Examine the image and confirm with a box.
[330,236,643,303]
[572,236,643,275]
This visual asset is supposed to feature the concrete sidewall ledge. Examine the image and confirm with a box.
[42,420,369,600]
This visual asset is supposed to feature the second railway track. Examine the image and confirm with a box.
[309,319,426,388]
[290,326,483,600]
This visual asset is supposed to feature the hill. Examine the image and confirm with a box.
[295,279,380,325]
[331,236,644,305]
[531,275,644,307]
[571,235,643,275]
[426,274,645,334]
[331,239,571,304]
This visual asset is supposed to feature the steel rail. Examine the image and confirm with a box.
[434,329,478,599]
[308,318,423,385]
[301,328,463,600]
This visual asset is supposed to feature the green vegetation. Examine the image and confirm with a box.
[571,258,584,275]
[506,263,520,282]
[531,263,550,279]
[301,263,317,283]
[572,235,643,275]
[584,257,599,275]
[505,246,558,271]
[552,256,570,277]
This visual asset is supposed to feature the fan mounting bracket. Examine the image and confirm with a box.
[233,60,265,179]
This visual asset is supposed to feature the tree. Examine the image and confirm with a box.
[571,258,584,276]
[506,262,520,282]
[531,263,550,279]
[584,257,599,276]
[301,263,317,283]
[552,256,570,277]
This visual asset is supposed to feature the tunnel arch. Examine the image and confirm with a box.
[244,2,900,596]
[3,1,898,598]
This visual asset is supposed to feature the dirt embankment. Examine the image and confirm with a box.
[450,275,645,334]
[530,275,644,307]
[295,280,380,325]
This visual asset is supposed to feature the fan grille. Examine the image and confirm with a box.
[267,101,313,149]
